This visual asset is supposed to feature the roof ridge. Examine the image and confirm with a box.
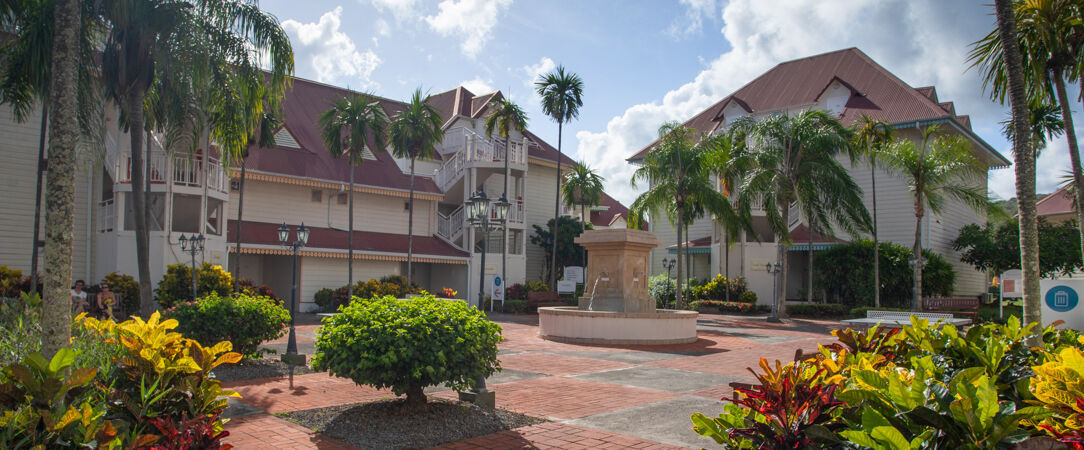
[1036,184,1070,207]
[846,49,951,118]
[288,75,408,108]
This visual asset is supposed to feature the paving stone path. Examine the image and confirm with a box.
[221,313,836,449]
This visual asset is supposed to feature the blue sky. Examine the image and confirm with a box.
[259,0,1082,206]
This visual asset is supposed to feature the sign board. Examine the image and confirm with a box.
[564,266,584,284]
[1040,279,1084,331]
[557,280,577,294]
[489,275,504,302]
[1000,270,1023,298]
[484,264,498,275]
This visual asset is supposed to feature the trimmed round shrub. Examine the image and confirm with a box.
[649,274,676,307]
[313,295,502,407]
[739,290,757,304]
[313,288,336,310]
[164,292,289,357]
[102,272,139,314]
[155,263,233,308]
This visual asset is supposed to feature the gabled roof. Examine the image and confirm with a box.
[627,48,1004,165]
[1037,185,1075,217]
[228,220,469,259]
[590,192,631,228]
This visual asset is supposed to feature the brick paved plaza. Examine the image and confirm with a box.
[221,313,836,449]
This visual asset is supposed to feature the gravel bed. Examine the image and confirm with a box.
[282,397,547,449]
[211,358,314,382]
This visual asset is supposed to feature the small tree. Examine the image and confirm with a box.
[953,218,1084,279]
[312,295,501,408]
[530,216,588,283]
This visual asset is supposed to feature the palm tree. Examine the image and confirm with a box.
[852,115,893,307]
[970,0,1084,266]
[319,93,388,300]
[631,123,741,309]
[99,0,293,316]
[536,66,584,289]
[562,161,604,270]
[878,127,991,310]
[389,88,444,286]
[483,97,528,291]
[1001,102,1063,154]
[235,104,282,282]
[729,110,871,320]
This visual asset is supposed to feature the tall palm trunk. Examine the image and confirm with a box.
[502,137,509,296]
[995,0,1040,338]
[724,231,730,303]
[870,149,881,308]
[348,162,354,299]
[407,156,416,286]
[130,91,153,317]
[235,161,246,281]
[806,217,814,303]
[675,211,684,309]
[1052,75,1084,265]
[551,120,563,289]
[912,200,924,311]
[30,103,48,296]
[777,200,789,319]
[41,0,79,357]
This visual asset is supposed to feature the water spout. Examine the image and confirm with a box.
[587,270,608,311]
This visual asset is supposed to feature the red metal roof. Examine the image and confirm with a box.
[666,236,713,249]
[227,220,469,259]
[590,192,631,227]
[628,48,992,162]
[788,224,845,244]
[1037,185,1075,217]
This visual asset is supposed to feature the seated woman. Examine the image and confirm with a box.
[70,280,88,314]
[96,283,117,321]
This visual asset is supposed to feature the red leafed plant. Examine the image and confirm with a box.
[142,414,232,450]
[727,358,845,448]
[827,325,902,360]
[439,287,458,298]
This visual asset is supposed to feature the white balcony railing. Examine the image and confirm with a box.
[788,201,801,229]
[433,127,529,191]
[97,199,115,232]
[105,131,229,194]
[437,205,466,241]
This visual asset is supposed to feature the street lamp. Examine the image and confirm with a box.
[661,257,676,309]
[461,190,508,407]
[765,261,782,323]
[178,234,205,302]
[278,222,309,365]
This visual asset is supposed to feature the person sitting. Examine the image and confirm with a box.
[70,280,88,314]
[97,283,117,321]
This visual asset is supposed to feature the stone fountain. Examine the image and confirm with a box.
[537,228,698,345]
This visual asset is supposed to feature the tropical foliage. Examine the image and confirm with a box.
[530,216,589,283]
[954,218,1084,278]
[164,292,290,358]
[313,295,502,408]
[852,115,893,307]
[562,161,605,223]
[155,263,233,308]
[536,65,584,288]
[814,240,956,309]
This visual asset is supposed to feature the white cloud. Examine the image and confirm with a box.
[667,0,719,39]
[521,56,555,89]
[577,0,1025,207]
[375,18,391,37]
[425,0,513,58]
[281,7,382,88]
[460,76,494,94]
[369,0,421,22]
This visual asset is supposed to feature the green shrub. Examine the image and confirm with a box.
[649,274,676,307]
[313,288,336,310]
[814,240,955,309]
[739,290,757,304]
[313,295,502,407]
[0,294,123,374]
[786,303,847,317]
[505,283,527,300]
[235,277,279,302]
[503,299,528,314]
[155,263,233,308]
[164,292,290,358]
[698,300,768,314]
[523,281,550,292]
[102,272,139,315]
[691,274,749,301]
[0,265,30,298]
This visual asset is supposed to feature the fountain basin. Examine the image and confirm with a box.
[538,307,698,345]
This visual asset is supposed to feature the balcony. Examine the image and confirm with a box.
[105,131,230,195]
[434,127,528,191]
[436,200,526,244]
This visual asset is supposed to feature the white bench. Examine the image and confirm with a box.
[840,310,970,329]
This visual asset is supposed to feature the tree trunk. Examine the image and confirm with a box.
[724,231,730,303]
[912,204,924,312]
[777,202,789,319]
[871,159,880,308]
[235,161,246,281]
[144,129,152,237]
[30,103,49,296]
[995,0,1041,338]
[675,211,684,309]
[130,91,153,317]
[1052,76,1084,266]
[41,0,79,357]
[348,161,354,300]
[806,218,814,303]
[551,121,563,290]
[404,383,426,410]
[407,156,415,286]
[502,138,508,297]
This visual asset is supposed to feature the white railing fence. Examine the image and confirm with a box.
[98,199,115,232]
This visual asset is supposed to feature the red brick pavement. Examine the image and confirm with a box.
[225,373,395,414]
[431,376,678,420]
[434,422,686,450]
[224,413,357,449]
[498,352,633,376]
[646,338,824,377]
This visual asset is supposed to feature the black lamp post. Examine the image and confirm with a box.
[178,234,205,302]
[766,261,782,323]
[661,257,676,309]
[461,190,508,408]
[278,222,309,365]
